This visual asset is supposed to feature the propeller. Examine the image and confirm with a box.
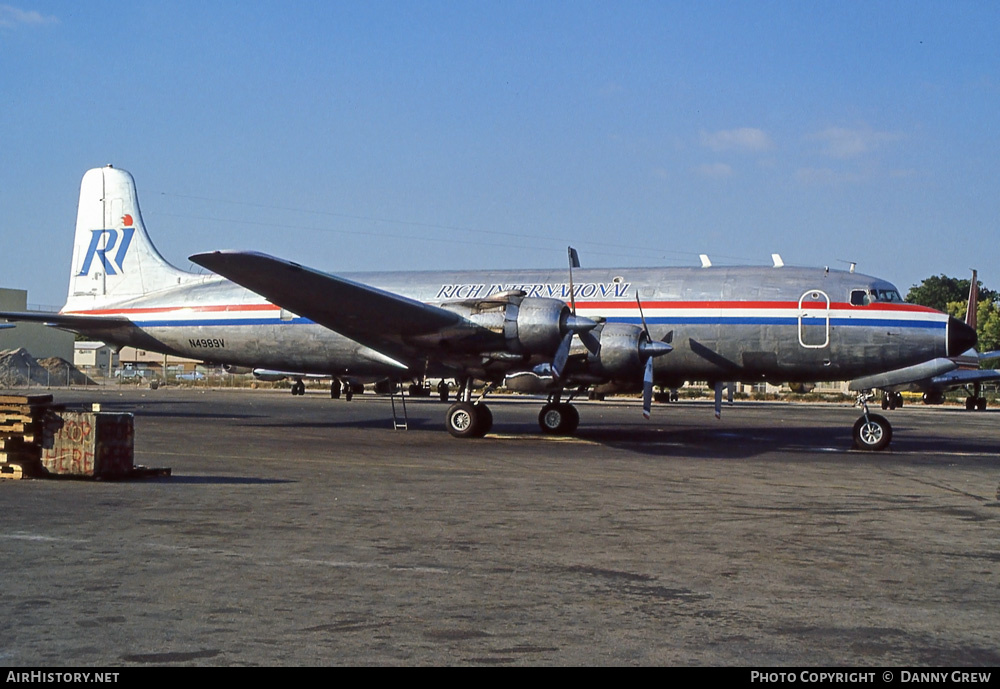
[551,313,598,379]
[552,247,600,380]
[636,291,673,419]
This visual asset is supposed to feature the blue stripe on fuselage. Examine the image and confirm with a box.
[605,316,945,329]
[127,315,944,330]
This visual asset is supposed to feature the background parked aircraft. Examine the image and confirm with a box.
[850,270,1000,410]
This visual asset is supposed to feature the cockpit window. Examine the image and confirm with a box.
[851,288,903,306]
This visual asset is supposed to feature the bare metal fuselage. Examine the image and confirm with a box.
[67,264,955,388]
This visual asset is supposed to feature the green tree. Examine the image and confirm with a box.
[913,274,1000,363]
[977,301,1000,355]
[906,274,997,312]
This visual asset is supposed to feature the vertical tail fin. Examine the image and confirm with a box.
[966,269,978,330]
[65,166,193,312]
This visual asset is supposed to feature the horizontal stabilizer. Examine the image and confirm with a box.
[0,310,129,330]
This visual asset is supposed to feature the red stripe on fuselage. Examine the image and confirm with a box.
[576,300,940,312]
[63,300,942,317]
[64,303,282,316]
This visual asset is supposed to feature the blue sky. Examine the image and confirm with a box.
[2,1,998,307]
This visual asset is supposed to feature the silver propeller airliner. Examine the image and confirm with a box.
[0,166,977,450]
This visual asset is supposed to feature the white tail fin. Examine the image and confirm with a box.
[65,166,193,311]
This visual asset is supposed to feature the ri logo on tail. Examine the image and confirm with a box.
[77,222,135,276]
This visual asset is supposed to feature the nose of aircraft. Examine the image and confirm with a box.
[947,316,978,357]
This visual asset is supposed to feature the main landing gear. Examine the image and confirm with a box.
[445,378,493,438]
[853,392,892,451]
[444,378,591,439]
[880,391,903,410]
[538,389,581,435]
[965,382,988,411]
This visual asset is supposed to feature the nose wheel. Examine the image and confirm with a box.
[853,393,892,451]
[853,412,892,451]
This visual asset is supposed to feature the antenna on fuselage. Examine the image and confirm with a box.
[836,259,857,273]
[771,254,784,268]
[699,254,712,268]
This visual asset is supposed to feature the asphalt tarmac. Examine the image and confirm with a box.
[1,387,998,666]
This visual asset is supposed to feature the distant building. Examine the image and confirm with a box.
[0,288,74,360]
[73,341,118,372]
[118,347,201,374]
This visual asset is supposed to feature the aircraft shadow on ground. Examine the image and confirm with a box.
[571,423,848,459]
[246,417,435,431]
[570,421,998,462]
[138,475,295,485]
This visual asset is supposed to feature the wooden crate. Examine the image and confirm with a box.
[40,412,134,478]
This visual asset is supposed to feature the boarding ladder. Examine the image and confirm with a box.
[390,385,408,430]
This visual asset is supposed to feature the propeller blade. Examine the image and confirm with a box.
[567,246,579,314]
[551,331,573,380]
[636,291,650,338]
[642,357,654,419]
[579,329,601,355]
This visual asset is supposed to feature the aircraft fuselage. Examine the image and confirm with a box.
[66,264,957,388]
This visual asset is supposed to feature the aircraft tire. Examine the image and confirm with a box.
[853,413,892,451]
[966,397,976,411]
[977,397,987,411]
[538,403,579,435]
[474,404,493,437]
[446,402,481,439]
[539,403,564,434]
[560,404,580,435]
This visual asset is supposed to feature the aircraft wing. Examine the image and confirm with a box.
[929,368,1000,387]
[190,250,468,369]
[848,358,958,392]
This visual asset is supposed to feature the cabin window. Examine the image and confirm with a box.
[871,289,902,303]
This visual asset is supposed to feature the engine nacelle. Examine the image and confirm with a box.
[508,297,570,354]
[444,295,571,356]
[223,364,253,375]
[251,368,290,382]
[586,323,647,379]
